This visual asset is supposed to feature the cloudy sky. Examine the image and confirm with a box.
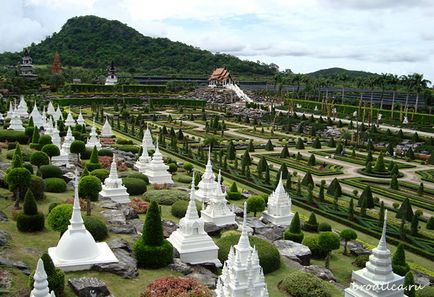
[1,0,433,81]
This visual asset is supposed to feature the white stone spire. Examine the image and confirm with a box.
[134,141,152,173]
[16,95,28,118]
[195,146,218,202]
[345,210,405,297]
[99,155,130,204]
[101,117,113,137]
[51,121,61,149]
[85,118,101,149]
[76,108,85,126]
[47,101,55,115]
[185,172,200,220]
[7,103,25,131]
[30,259,51,297]
[6,101,14,118]
[262,173,293,226]
[144,141,173,185]
[142,126,155,150]
[64,108,76,127]
[70,170,86,232]
[237,202,251,252]
[53,105,62,122]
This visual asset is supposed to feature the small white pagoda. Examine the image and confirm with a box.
[53,126,75,166]
[6,102,14,119]
[30,102,44,128]
[99,155,130,204]
[101,117,113,137]
[168,174,221,266]
[8,107,25,131]
[201,170,236,226]
[62,126,75,152]
[48,171,118,271]
[53,106,62,122]
[44,116,53,135]
[85,119,101,149]
[215,202,269,297]
[30,258,55,297]
[144,142,173,185]
[64,110,76,127]
[76,109,85,126]
[47,102,55,116]
[195,147,218,202]
[402,116,409,125]
[16,95,28,118]
[51,122,62,149]
[134,143,151,173]
[261,174,294,226]
[345,210,406,297]
[142,127,155,150]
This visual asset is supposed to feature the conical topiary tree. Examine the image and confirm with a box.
[358,186,374,209]
[396,198,413,222]
[374,152,386,172]
[348,198,354,221]
[11,144,23,169]
[278,163,289,179]
[227,141,236,160]
[265,139,274,151]
[326,178,342,197]
[85,146,102,172]
[390,174,399,190]
[284,212,304,243]
[392,243,410,276]
[248,140,255,152]
[417,182,424,196]
[303,212,318,232]
[16,189,44,232]
[307,154,316,166]
[427,216,434,230]
[403,271,416,297]
[313,137,321,149]
[301,171,314,187]
[328,137,336,148]
[319,180,325,201]
[296,138,305,149]
[406,147,415,160]
[335,143,343,154]
[280,145,290,158]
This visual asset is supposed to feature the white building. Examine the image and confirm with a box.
[261,174,294,226]
[168,174,221,266]
[99,155,130,204]
[30,102,44,128]
[85,119,101,149]
[64,111,76,127]
[16,95,28,118]
[144,143,173,185]
[7,106,25,131]
[345,210,406,297]
[76,109,85,126]
[142,127,155,151]
[215,202,269,297]
[101,117,113,137]
[134,143,152,173]
[195,147,218,202]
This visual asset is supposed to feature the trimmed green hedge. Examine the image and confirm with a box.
[0,130,29,144]
[122,178,147,195]
[40,165,63,179]
[281,271,332,297]
[67,83,167,94]
[44,178,67,193]
[133,238,173,268]
[171,200,201,218]
[83,216,108,241]
[16,213,45,232]
[143,189,189,205]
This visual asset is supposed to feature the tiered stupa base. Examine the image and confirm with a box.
[261,211,294,226]
[345,270,405,297]
[201,212,236,227]
[99,186,130,204]
[146,172,173,185]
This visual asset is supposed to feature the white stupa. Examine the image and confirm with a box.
[64,110,76,127]
[85,119,101,149]
[53,126,75,166]
[345,210,405,297]
[48,171,118,271]
[101,117,113,137]
[168,173,221,266]
[41,108,47,126]
[30,258,55,297]
[51,122,61,149]
[142,127,155,150]
[62,126,75,152]
[99,155,130,204]
[7,106,25,131]
[30,102,44,128]
[134,142,152,173]
[201,170,236,226]
[44,116,53,135]
[144,142,174,185]
[261,173,294,226]
[52,106,62,122]
[402,116,408,125]
[76,109,85,126]
[47,102,55,116]
[195,147,218,202]
[6,102,14,119]
[16,95,28,118]
[215,202,269,297]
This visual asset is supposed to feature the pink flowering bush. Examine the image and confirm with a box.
[141,277,212,297]
[129,198,148,214]
[98,156,128,171]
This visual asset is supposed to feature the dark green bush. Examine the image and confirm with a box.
[134,239,173,268]
[318,222,332,232]
[48,202,60,213]
[85,162,102,172]
[226,191,242,200]
[6,146,33,161]
[302,235,328,259]
[44,178,67,193]
[38,135,52,147]
[30,175,45,201]
[143,189,189,205]
[171,200,202,218]
[216,234,280,274]
[353,254,369,268]
[40,165,63,179]
[0,130,29,144]
[127,172,149,184]
[97,149,113,157]
[90,169,109,182]
[83,216,108,241]
[115,144,140,153]
[116,138,133,145]
[23,163,33,174]
[47,204,73,233]
[281,271,332,297]
[173,174,193,184]
[16,213,45,232]
[122,178,147,195]
[303,213,319,232]
[80,148,93,160]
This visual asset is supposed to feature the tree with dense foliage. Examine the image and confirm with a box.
[348,198,355,221]
[396,198,413,222]
[284,212,304,243]
[78,175,102,216]
[358,186,374,209]
[410,212,420,235]
[417,182,424,196]
[403,271,416,297]
[296,138,305,149]
[246,195,266,217]
[340,229,357,255]
[30,151,50,170]
[41,144,60,159]
[226,140,236,160]
[318,232,340,269]
[11,144,23,169]
[392,243,410,276]
[307,154,316,166]
[313,137,321,149]
[265,139,274,151]
[280,144,290,158]
[303,212,319,232]
[390,174,399,190]
[85,146,102,171]
[326,178,342,197]
[278,163,289,179]
[406,147,415,160]
[374,152,386,172]
[427,216,434,230]
[301,171,314,187]
[16,189,44,232]
[318,180,325,201]
[31,128,40,147]
[6,167,32,208]
[328,137,336,148]
[70,140,86,162]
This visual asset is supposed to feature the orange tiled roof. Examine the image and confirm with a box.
[208,67,231,81]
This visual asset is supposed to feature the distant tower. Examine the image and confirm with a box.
[19,48,37,80]
[105,61,118,85]
[51,52,62,74]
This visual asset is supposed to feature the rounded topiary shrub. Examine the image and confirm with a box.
[47,204,73,233]
[318,222,332,232]
[97,148,113,157]
[40,165,63,179]
[44,178,67,193]
[85,162,102,172]
[302,235,328,259]
[122,177,147,195]
[30,175,45,201]
[142,276,213,297]
[80,148,92,160]
[171,200,202,218]
[83,216,108,241]
[280,271,332,297]
[353,254,369,268]
[173,174,192,184]
[216,234,280,274]
[48,202,60,214]
[134,240,173,268]
[127,172,149,184]
[143,189,189,205]
[90,169,109,182]
[16,190,44,232]
[23,163,33,174]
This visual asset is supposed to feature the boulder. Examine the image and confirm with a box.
[107,238,132,252]
[168,258,193,275]
[162,220,178,238]
[413,271,433,287]
[122,206,138,220]
[302,265,336,282]
[101,209,126,225]
[0,210,7,222]
[236,216,266,231]
[93,249,138,279]
[273,240,311,266]
[100,200,119,210]
[0,230,11,246]
[68,277,112,297]
[255,226,285,242]
[109,224,136,234]
[130,218,144,234]
[0,257,30,275]
[186,265,218,289]
[202,222,239,237]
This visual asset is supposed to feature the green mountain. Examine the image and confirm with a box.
[0,15,276,77]
[307,67,376,79]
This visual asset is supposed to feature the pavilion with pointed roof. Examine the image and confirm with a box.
[209,67,234,87]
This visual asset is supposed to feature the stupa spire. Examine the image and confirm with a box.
[185,171,200,220]
[378,209,388,251]
[237,202,251,251]
[30,259,51,297]
[70,170,85,232]
[109,155,118,179]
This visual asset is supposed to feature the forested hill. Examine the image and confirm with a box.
[0,15,277,77]
[307,67,376,79]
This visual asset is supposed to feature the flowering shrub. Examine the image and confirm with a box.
[65,197,87,209]
[129,198,148,214]
[99,156,128,171]
[141,277,212,297]
[152,183,170,190]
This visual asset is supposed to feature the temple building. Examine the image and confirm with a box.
[345,210,406,297]
[8,104,25,131]
[215,202,269,297]
[99,155,130,204]
[86,119,102,149]
[142,127,155,151]
[19,48,37,80]
[30,102,44,128]
[105,61,118,85]
[77,109,85,126]
[51,52,62,74]
[208,67,234,87]
[168,174,221,266]
[16,95,28,118]
[261,174,294,226]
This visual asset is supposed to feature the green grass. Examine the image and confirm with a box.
[416,169,434,183]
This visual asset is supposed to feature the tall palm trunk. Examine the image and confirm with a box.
[342,86,345,104]
[415,93,419,113]
[391,91,396,119]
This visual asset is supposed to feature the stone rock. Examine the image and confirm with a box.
[204,222,224,237]
[0,230,11,246]
[302,265,336,282]
[350,247,372,257]
[100,200,119,210]
[168,258,193,275]
[0,269,12,291]
[130,218,144,234]
[162,220,178,238]
[0,210,8,222]
[93,249,138,279]
[227,204,244,217]
[413,272,433,287]
[254,226,285,242]
[107,238,132,252]
[109,224,136,234]
[0,257,30,275]
[63,171,75,183]
[68,277,112,297]
[187,265,218,289]
[102,209,126,225]
[122,206,138,220]
[273,240,311,266]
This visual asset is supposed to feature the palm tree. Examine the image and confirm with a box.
[409,73,431,112]
[400,75,413,116]
[339,73,349,104]
[290,73,304,99]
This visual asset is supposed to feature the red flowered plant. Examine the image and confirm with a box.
[129,198,148,214]
[141,277,212,297]
[98,156,128,171]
